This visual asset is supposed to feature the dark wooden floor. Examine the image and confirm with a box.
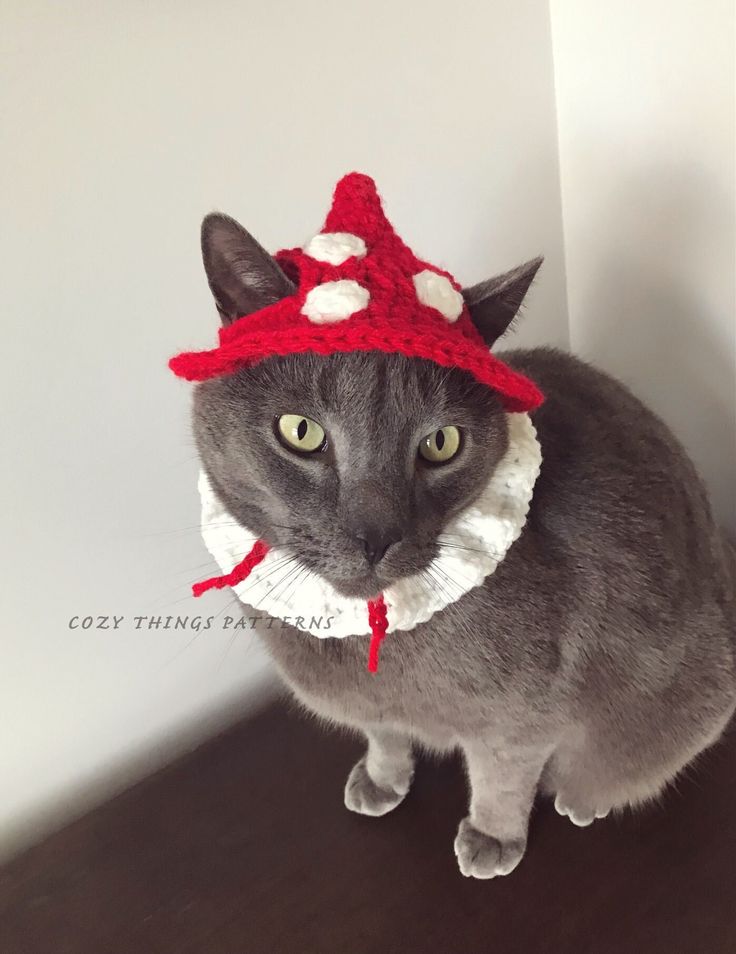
[2,698,735,954]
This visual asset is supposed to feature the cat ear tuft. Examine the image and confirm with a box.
[463,256,543,347]
[201,213,295,326]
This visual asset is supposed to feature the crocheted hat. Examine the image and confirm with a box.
[169,172,543,412]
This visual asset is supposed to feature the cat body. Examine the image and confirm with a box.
[183,190,736,878]
[247,349,736,875]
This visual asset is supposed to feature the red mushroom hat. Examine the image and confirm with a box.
[169,172,543,413]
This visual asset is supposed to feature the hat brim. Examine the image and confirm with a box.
[169,314,543,413]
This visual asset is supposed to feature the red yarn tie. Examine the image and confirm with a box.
[367,595,389,674]
[192,540,270,597]
[193,543,390,675]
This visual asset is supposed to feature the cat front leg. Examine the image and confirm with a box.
[344,726,414,817]
[455,737,553,879]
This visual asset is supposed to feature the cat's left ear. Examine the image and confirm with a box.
[463,256,543,347]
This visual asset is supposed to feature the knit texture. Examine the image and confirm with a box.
[192,538,391,672]
[169,173,544,413]
[191,539,270,597]
[367,595,389,674]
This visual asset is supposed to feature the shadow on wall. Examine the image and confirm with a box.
[571,162,736,535]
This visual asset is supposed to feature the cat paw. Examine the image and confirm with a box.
[453,817,526,879]
[344,757,408,817]
[554,794,610,828]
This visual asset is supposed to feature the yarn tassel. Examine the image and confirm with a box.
[367,595,389,674]
[192,540,270,597]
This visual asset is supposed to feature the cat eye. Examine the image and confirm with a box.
[418,425,461,464]
[276,414,327,454]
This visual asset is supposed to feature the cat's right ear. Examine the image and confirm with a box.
[200,213,295,326]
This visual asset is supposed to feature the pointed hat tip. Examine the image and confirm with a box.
[324,172,389,243]
[333,171,379,197]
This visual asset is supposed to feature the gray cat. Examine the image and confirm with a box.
[188,210,736,879]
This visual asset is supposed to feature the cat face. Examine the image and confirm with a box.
[190,205,541,599]
[194,351,508,599]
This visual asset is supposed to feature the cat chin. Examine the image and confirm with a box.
[327,573,385,601]
[326,566,418,601]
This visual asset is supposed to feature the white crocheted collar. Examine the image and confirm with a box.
[198,412,541,639]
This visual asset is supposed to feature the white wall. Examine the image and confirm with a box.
[551,0,736,534]
[0,0,567,857]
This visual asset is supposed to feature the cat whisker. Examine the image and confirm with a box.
[149,544,279,606]
[419,567,453,606]
[149,547,295,613]
[416,565,439,598]
[249,559,306,614]
[437,535,500,557]
[234,556,300,610]
[166,552,258,581]
[440,561,479,592]
[215,596,250,672]
[156,627,206,674]
[275,562,314,610]
[428,563,467,601]
[424,565,458,605]
[238,554,299,596]
[144,520,255,538]
[156,586,254,675]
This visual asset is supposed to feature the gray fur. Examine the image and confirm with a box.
[189,214,736,879]
[463,256,544,345]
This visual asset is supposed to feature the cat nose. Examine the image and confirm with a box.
[355,528,403,566]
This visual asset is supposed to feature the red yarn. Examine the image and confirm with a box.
[367,595,389,674]
[191,540,390,674]
[169,172,544,414]
[192,540,270,597]
[324,172,391,246]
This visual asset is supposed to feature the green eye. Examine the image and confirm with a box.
[419,425,461,464]
[276,414,326,453]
